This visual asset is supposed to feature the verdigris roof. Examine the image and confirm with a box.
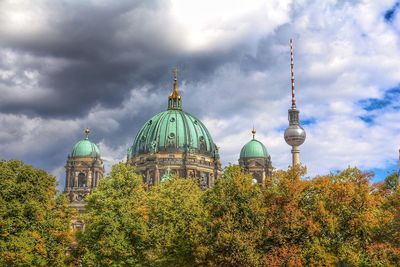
[240,129,268,158]
[129,71,218,158]
[130,109,217,157]
[240,139,268,158]
[71,129,100,158]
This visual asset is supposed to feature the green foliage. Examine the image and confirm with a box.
[76,163,148,266]
[145,178,207,266]
[383,171,399,191]
[0,160,73,267]
[203,165,265,267]
[76,164,400,266]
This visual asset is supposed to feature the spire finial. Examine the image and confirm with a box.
[251,126,256,139]
[170,67,180,98]
[168,68,182,110]
[84,128,90,139]
[173,68,178,81]
[290,38,296,109]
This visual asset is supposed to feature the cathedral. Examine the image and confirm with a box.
[64,72,274,194]
[127,70,221,188]
[63,40,309,222]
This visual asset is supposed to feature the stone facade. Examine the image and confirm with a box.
[128,71,222,188]
[239,155,272,185]
[130,149,221,189]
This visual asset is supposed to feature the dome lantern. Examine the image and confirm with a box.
[168,68,182,110]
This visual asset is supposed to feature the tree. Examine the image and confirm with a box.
[370,186,400,266]
[145,177,207,266]
[383,171,399,191]
[299,167,398,266]
[59,161,400,266]
[0,160,73,267]
[76,163,148,266]
[203,165,266,267]
[261,165,307,266]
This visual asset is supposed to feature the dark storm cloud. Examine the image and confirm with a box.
[0,0,242,118]
[0,0,297,181]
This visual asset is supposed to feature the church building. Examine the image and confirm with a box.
[127,70,222,188]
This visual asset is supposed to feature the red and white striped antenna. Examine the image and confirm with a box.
[290,39,296,109]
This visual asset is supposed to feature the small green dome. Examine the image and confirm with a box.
[240,138,268,159]
[71,129,100,158]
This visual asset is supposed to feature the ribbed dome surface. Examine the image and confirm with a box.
[240,139,268,158]
[130,109,217,157]
[71,138,100,158]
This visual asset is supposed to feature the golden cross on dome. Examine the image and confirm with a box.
[172,68,178,81]
[252,126,256,139]
[84,128,90,139]
[170,67,180,99]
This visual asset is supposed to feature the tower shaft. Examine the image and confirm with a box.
[292,146,300,166]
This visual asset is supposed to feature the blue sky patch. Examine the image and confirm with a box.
[369,162,398,182]
[301,118,316,126]
[384,2,399,22]
[359,115,374,124]
[359,86,400,112]
[358,86,400,125]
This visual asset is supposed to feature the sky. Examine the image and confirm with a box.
[0,0,399,189]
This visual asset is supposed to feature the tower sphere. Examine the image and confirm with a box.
[284,124,306,146]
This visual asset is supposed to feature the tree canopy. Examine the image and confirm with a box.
[75,163,148,266]
[76,164,400,266]
[0,160,73,267]
[4,160,398,266]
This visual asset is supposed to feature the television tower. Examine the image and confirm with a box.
[284,39,306,166]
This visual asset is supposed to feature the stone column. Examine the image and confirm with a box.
[208,173,213,187]
[155,165,160,185]
[74,172,79,188]
[87,170,92,188]
[262,170,266,187]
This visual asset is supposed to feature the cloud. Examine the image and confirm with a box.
[0,0,399,187]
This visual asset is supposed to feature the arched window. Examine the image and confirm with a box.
[78,173,87,187]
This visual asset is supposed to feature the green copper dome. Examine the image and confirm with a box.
[130,109,217,157]
[240,139,268,158]
[129,72,218,158]
[71,129,101,158]
[240,129,268,158]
